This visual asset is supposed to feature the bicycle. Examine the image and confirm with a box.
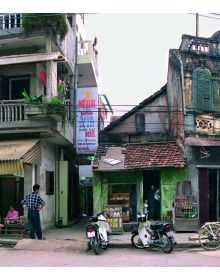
[198,222,220,250]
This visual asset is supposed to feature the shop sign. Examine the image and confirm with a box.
[76,87,98,154]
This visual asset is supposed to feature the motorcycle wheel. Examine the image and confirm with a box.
[159,234,173,253]
[91,238,100,255]
[131,233,145,249]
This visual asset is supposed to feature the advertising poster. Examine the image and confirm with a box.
[76,87,99,154]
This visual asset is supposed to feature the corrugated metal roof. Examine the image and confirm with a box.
[0,139,41,175]
[0,160,24,175]
[0,139,41,163]
[0,52,64,66]
[97,147,125,171]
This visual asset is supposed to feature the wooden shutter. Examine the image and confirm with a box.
[135,113,145,133]
[193,69,212,111]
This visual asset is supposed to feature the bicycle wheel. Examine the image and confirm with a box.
[199,224,220,250]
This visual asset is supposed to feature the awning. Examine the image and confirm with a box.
[0,139,41,175]
[0,52,65,66]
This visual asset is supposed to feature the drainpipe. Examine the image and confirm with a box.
[74,35,78,146]
[177,54,186,115]
[55,146,62,227]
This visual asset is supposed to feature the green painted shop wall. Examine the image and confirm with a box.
[55,161,68,226]
[160,168,186,218]
[136,171,143,213]
[93,172,102,213]
[93,171,137,214]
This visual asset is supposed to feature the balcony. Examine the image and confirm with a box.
[77,40,100,87]
[0,14,76,72]
[0,99,73,145]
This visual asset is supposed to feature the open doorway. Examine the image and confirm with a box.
[209,169,220,222]
[0,176,24,222]
[199,168,220,223]
[143,170,161,220]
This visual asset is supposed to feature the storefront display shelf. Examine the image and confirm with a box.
[104,205,123,234]
[174,194,199,232]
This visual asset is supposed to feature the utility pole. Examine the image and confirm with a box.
[196,13,199,37]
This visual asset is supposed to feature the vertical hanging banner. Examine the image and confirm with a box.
[76,87,99,154]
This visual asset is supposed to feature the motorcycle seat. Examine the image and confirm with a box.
[150,222,166,230]
[150,221,173,230]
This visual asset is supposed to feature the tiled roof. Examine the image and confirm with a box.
[125,143,185,169]
[93,142,185,171]
[0,52,64,65]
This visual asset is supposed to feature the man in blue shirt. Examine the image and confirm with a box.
[21,184,45,240]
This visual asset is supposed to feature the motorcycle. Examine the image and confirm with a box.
[131,213,176,253]
[85,212,111,255]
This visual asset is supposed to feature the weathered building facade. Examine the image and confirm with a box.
[93,86,186,222]
[167,31,220,223]
[0,13,79,229]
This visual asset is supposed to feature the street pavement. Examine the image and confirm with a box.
[11,218,201,252]
[1,219,220,267]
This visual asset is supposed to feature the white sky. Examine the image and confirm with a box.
[84,13,220,115]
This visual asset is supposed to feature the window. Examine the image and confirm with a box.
[192,68,212,111]
[135,113,145,133]
[46,171,54,195]
[9,76,30,100]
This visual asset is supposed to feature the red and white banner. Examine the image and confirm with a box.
[76,87,99,154]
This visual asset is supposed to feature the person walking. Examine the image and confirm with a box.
[21,184,45,240]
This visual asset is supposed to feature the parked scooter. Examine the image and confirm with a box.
[131,213,176,253]
[85,212,111,255]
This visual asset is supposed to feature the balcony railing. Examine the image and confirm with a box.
[0,14,22,29]
[0,100,24,122]
[0,99,71,123]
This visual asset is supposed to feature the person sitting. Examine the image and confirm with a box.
[4,206,19,224]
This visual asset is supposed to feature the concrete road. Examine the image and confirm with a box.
[0,245,220,267]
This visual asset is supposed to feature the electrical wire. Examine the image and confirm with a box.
[189,13,220,21]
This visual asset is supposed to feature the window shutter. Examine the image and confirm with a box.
[193,68,212,111]
[135,113,145,133]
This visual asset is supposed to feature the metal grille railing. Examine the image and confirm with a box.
[0,14,22,29]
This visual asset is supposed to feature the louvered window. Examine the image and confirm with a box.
[135,113,145,133]
[192,68,212,111]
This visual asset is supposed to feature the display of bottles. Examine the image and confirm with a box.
[174,194,198,219]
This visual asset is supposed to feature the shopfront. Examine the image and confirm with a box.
[93,143,186,230]
[0,176,24,222]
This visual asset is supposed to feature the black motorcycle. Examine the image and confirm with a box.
[131,214,176,253]
[85,213,110,255]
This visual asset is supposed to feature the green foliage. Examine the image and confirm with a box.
[22,13,68,41]
[57,82,66,97]
[21,89,66,119]
[21,89,44,103]
[46,96,64,105]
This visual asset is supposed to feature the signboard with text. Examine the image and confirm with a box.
[76,87,98,154]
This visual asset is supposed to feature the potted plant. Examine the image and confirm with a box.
[22,88,67,122]
[22,89,46,116]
